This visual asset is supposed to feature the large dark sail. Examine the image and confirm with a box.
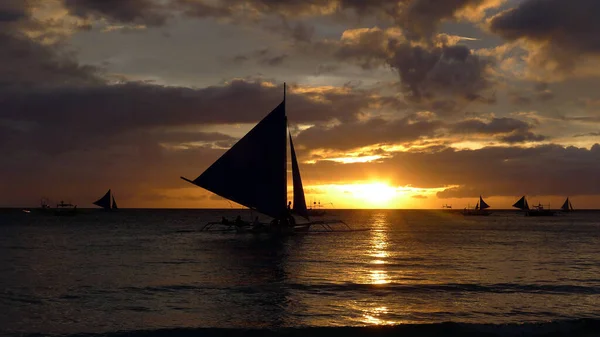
[289,132,309,220]
[94,190,110,209]
[181,101,287,219]
[561,198,573,211]
[512,196,529,210]
[93,189,111,209]
[479,196,490,209]
[112,196,118,209]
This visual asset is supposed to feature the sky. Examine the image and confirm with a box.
[1,0,600,209]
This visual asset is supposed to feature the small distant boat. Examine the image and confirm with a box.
[560,197,574,212]
[22,209,31,214]
[54,201,77,216]
[512,196,555,216]
[442,204,452,209]
[39,197,77,216]
[93,189,118,210]
[307,201,327,216]
[463,196,492,216]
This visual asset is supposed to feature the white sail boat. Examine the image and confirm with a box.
[181,83,359,233]
[93,189,118,210]
[560,197,574,212]
[462,195,492,216]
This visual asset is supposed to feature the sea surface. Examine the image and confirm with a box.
[1,209,600,336]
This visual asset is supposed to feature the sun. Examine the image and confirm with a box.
[358,183,397,205]
[306,181,407,209]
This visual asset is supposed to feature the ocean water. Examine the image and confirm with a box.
[1,209,600,336]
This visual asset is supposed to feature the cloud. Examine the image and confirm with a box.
[489,0,600,79]
[398,0,506,41]
[232,49,289,67]
[296,115,543,152]
[574,132,600,138]
[0,32,102,90]
[299,144,600,198]
[0,1,28,23]
[332,28,495,113]
[297,114,444,151]
[2,80,386,157]
[63,0,170,26]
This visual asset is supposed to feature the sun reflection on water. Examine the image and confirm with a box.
[368,213,390,284]
[362,306,398,325]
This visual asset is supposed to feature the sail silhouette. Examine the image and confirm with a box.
[93,189,112,209]
[561,197,573,212]
[93,189,118,210]
[512,196,529,210]
[479,196,490,209]
[463,195,491,216]
[182,83,307,222]
[290,132,308,220]
[513,195,554,216]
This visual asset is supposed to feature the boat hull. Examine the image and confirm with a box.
[462,210,492,216]
[525,210,555,216]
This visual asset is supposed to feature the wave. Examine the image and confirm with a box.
[117,282,600,296]
[15,319,600,337]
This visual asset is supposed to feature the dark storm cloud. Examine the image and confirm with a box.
[451,117,530,135]
[69,0,503,42]
[180,0,502,40]
[0,33,102,90]
[574,132,600,138]
[63,0,170,26]
[499,131,545,144]
[397,0,503,41]
[0,3,377,158]
[297,114,444,151]
[388,42,493,103]
[429,144,600,197]
[489,0,600,72]
[296,115,542,151]
[231,49,289,67]
[333,28,495,111]
[1,80,378,156]
[0,1,28,22]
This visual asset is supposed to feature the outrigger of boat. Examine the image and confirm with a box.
[462,195,492,216]
[200,217,357,233]
[181,83,366,234]
[512,196,555,216]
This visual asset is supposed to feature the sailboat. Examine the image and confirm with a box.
[560,197,574,212]
[462,195,492,216]
[38,197,77,216]
[181,83,358,233]
[512,195,554,216]
[307,200,327,216]
[93,189,118,210]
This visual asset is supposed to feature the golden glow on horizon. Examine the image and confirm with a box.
[305,182,448,209]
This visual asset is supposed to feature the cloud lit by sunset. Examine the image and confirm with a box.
[2,0,600,209]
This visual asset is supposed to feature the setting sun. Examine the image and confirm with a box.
[353,183,398,205]
[320,182,402,208]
